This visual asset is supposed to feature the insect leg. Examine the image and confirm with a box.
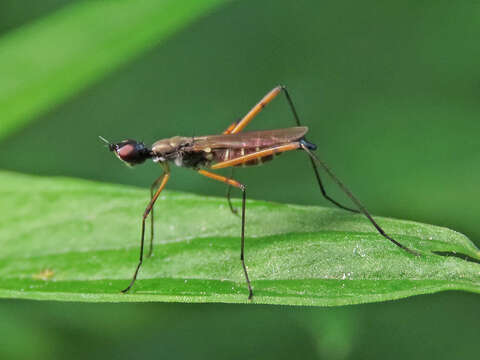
[148,174,165,257]
[309,156,360,212]
[222,87,284,212]
[301,144,419,255]
[280,86,359,213]
[224,117,241,212]
[122,164,171,293]
[197,169,253,300]
[222,85,358,212]
[223,120,239,135]
[211,142,301,170]
[226,168,238,215]
[223,86,283,135]
[222,85,354,210]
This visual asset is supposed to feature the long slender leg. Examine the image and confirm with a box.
[211,142,301,170]
[223,119,241,208]
[148,175,165,257]
[197,169,253,300]
[226,168,238,215]
[281,86,359,213]
[223,86,283,135]
[223,85,357,212]
[301,144,419,255]
[223,120,239,135]
[122,164,171,293]
[308,156,359,212]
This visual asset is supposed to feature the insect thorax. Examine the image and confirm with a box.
[177,151,210,168]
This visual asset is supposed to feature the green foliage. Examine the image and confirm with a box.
[1,171,479,305]
[0,0,227,140]
[1,1,479,359]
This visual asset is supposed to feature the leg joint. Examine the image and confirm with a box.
[143,209,151,219]
[300,138,317,151]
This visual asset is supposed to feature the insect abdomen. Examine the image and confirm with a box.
[212,147,279,167]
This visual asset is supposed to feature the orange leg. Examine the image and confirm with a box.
[224,85,359,214]
[223,85,283,135]
[148,174,167,257]
[197,169,253,300]
[211,142,301,170]
[223,121,239,135]
[226,168,238,214]
[198,169,244,189]
[122,163,170,293]
[222,86,285,213]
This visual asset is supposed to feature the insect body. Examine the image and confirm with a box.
[102,85,418,300]
[149,127,311,169]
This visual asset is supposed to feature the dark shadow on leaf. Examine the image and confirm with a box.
[432,251,480,265]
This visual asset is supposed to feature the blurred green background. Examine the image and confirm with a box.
[1,0,479,359]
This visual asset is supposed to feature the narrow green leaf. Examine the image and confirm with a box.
[1,171,479,305]
[0,0,227,140]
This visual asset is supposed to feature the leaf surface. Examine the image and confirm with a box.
[1,171,479,305]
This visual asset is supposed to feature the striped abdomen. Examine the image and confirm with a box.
[188,127,310,168]
[211,146,280,167]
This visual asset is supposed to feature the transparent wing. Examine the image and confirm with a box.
[191,126,308,150]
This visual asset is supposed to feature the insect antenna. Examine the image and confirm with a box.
[98,135,111,145]
[98,136,116,152]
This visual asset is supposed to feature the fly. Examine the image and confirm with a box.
[101,85,418,300]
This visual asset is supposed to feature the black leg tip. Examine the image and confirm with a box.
[397,242,421,256]
[407,248,421,257]
[300,138,317,151]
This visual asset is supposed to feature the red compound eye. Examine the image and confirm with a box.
[117,143,136,161]
[113,140,150,165]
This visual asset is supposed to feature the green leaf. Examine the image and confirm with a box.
[0,0,227,141]
[1,170,479,305]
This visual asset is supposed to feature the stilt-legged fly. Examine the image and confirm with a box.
[101,85,418,300]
